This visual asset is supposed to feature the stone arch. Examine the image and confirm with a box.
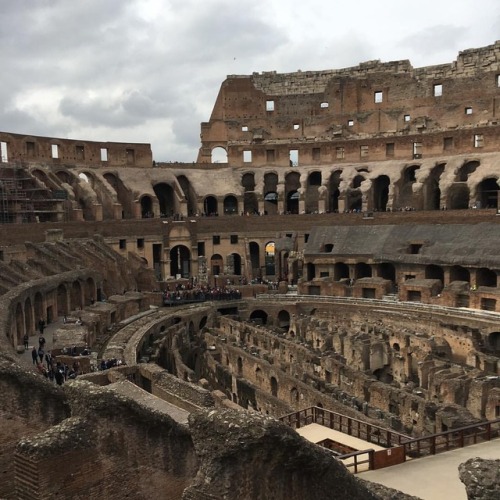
[264,192,278,215]
[305,171,322,213]
[455,160,479,182]
[15,302,24,345]
[373,175,390,211]
[449,266,470,284]
[170,245,191,278]
[242,172,258,214]
[476,177,499,209]
[210,254,223,276]
[211,146,228,163]
[447,184,470,209]
[227,253,242,275]
[249,309,268,325]
[140,195,154,218]
[57,284,68,316]
[78,171,94,188]
[153,182,175,217]
[477,268,497,287]
[270,376,278,397]
[285,172,300,214]
[328,170,342,213]
[55,170,73,184]
[24,297,33,337]
[34,291,44,326]
[265,241,275,276]
[423,163,445,210]
[277,310,290,330]
[70,280,82,310]
[249,242,260,279]
[352,174,364,189]
[223,195,238,215]
[203,196,218,216]
[176,175,197,216]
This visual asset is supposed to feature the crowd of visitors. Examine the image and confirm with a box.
[163,282,242,305]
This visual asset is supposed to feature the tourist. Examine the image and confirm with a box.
[31,346,38,365]
[23,334,29,350]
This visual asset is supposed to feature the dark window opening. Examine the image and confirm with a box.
[213,235,220,245]
[119,239,126,250]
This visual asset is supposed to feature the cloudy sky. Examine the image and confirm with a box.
[2,0,499,162]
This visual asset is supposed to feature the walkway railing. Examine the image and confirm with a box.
[280,406,500,473]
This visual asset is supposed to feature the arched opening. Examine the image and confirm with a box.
[328,170,342,212]
[487,332,500,351]
[477,268,497,287]
[153,183,175,217]
[264,192,278,215]
[270,376,278,397]
[223,195,238,215]
[290,387,299,403]
[476,178,499,209]
[249,242,260,279]
[250,309,268,325]
[211,147,228,163]
[210,254,223,277]
[227,253,242,275]
[456,161,479,182]
[285,172,300,214]
[56,284,68,316]
[237,357,243,375]
[334,262,350,280]
[204,196,218,216]
[15,302,24,345]
[449,266,470,284]
[373,175,390,211]
[24,297,33,337]
[78,172,91,185]
[56,170,72,184]
[85,277,95,306]
[305,171,322,213]
[265,241,275,276]
[286,190,299,214]
[140,195,153,218]
[447,184,470,209]
[378,263,396,282]
[306,262,316,281]
[277,310,290,330]
[423,163,445,210]
[355,262,372,279]
[373,367,394,384]
[34,291,44,324]
[170,245,191,278]
[71,281,82,311]
[177,175,197,216]
[425,265,444,283]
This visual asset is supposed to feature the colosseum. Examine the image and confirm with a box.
[0,41,500,499]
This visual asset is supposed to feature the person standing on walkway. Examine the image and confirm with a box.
[23,334,29,350]
[31,346,38,365]
[38,318,45,335]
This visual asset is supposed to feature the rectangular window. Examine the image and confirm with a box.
[304,233,309,243]
[474,134,484,148]
[312,147,320,161]
[481,298,496,311]
[197,241,205,257]
[266,100,275,111]
[465,107,473,115]
[241,126,248,131]
[336,146,345,159]
[230,234,238,244]
[320,102,329,108]
[413,142,422,159]
[443,137,454,151]
[360,145,369,158]
[386,143,395,157]
[137,238,144,249]
[404,114,411,122]
[119,239,126,250]
[266,149,275,162]
[497,74,500,87]
[76,145,85,160]
[434,84,443,97]
[0,142,7,162]
[51,144,59,159]
[409,244,422,254]
[293,123,300,130]
[320,271,329,278]
[126,148,135,164]
[348,119,354,126]
[243,150,252,163]
[374,91,383,103]
[100,148,108,161]
[26,141,35,157]
[289,149,299,167]
[213,235,220,245]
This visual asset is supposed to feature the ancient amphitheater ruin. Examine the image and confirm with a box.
[1,41,500,499]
